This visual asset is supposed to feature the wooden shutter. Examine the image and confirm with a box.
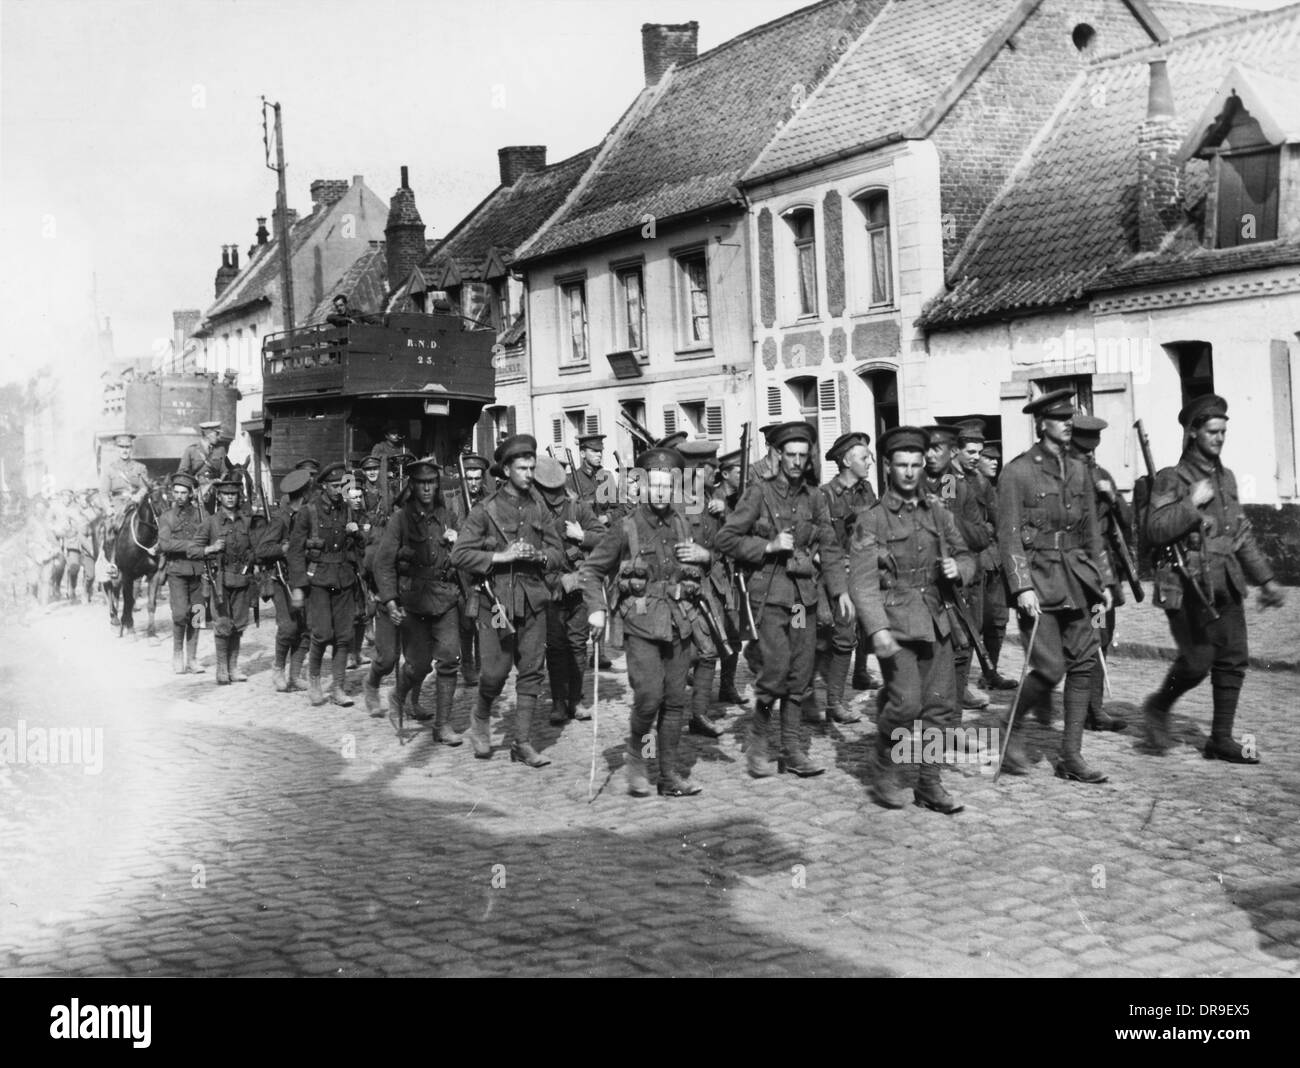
[767,386,782,418]
[705,403,724,442]
[817,377,840,448]
[663,407,678,436]
[551,414,563,445]
[506,406,517,437]
[585,410,601,436]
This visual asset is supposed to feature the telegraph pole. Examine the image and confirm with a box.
[262,98,295,334]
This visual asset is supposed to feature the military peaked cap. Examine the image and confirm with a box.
[1179,393,1229,428]
[826,431,870,464]
[1023,389,1076,418]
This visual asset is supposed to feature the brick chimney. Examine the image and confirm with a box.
[214,246,238,298]
[1137,60,1182,253]
[385,166,426,288]
[498,146,547,186]
[310,178,349,213]
[642,22,698,86]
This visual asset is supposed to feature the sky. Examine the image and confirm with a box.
[0,0,1286,386]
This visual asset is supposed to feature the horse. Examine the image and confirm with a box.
[104,485,168,638]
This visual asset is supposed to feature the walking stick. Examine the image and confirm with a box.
[995,612,1041,783]
[589,636,600,800]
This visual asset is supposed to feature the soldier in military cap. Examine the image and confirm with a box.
[1142,394,1286,763]
[288,461,367,707]
[997,390,1114,783]
[177,421,225,503]
[716,421,849,778]
[255,468,312,691]
[190,475,257,683]
[157,473,208,673]
[809,431,877,724]
[1070,414,1131,731]
[533,455,605,725]
[372,457,464,742]
[450,434,566,767]
[580,446,721,796]
[749,423,783,481]
[370,422,407,462]
[848,426,975,813]
[446,454,490,685]
[99,433,155,570]
[358,455,383,513]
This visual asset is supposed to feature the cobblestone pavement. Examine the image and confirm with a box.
[1,596,1298,977]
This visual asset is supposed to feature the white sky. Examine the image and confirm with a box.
[0,0,1285,384]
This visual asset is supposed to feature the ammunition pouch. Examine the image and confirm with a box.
[259,570,277,602]
[785,549,815,578]
[1153,559,1184,611]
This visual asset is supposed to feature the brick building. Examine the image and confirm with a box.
[919,4,1300,578]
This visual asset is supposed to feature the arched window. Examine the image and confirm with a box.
[854,191,892,307]
[783,207,818,317]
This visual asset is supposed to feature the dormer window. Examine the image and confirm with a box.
[1179,64,1299,251]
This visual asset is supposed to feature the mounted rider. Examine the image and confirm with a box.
[99,433,155,571]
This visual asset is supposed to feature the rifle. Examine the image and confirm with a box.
[458,450,516,636]
[1134,419,1217,621]
[732,423,758,640]
[1105,509,1144,603]
[618,413,657,453]
[934,517,994,677]
[204,556,234,637]
[693,585,734,658]
[562,446,582,502]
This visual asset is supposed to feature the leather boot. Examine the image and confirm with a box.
[914,759,963,814]
[185,628,205,673]
[550,695,570,726]
[406,674,432,721]
[718,653,749,707]
[688,659,723,737]
[272,640,290,692]
[656,714,700,795]
[1204,682,1258,764]
[307,674,327,706]
[287,644,306,691]
[172,623,186,674]
[805,653,829,724]
[870,733,910,808]
[510,695,550,767]
[779,698,825,776]
[624,734,651,797]
[329,652,354,706]
[434,674,461,745]
[1055,680,1107,783]
[460,634,479,686]
[825,649,860,723]
[364,669,384,718]
[214,636,231,685]
[1085,650,1125,730]
[746,701,777,778]
[468,694,493,758]
[999,707,1031,776]
[228,632,248,682]
[1141,672,1195,753]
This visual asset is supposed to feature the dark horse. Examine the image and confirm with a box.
[104,485,168,638]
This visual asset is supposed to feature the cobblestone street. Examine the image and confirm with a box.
[1,597,1298,978]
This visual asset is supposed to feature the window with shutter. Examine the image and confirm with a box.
[705,403,723,442]
[817,378,841,447]
[585,411,601,435]
[767,386,782,418]
[663,407,678,436]
[552,416,563,445]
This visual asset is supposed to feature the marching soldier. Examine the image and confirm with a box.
[449,435,566,767]
[192,476,257,684]
[256,468,312,692]
[580,445,720,796]
[372,457,463,743]
[713,450,750,709]
[1142,394,1286,763]
[533,456,603,725]
[809,431,876,725]
[358,455,383,513]
[848,426,975,813]
[715,421,849,778]
[997,390,1113,783]
[345,471,377,670]
[446,454,489,686]
[288,462,366,707]
[99,433,154,570]
[1070,414,1130,731]
[158,473,207,673]
[570,433,621,525]
[974,440,1017,690]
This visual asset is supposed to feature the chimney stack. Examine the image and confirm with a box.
[642,22,698,86]
[310,178,350,212]
[1137,60,1182,253]
[498,146,547,187]
[214,246,238,298]
[385,166,426,290]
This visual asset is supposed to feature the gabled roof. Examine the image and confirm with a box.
[920,4,1300,329]
[417,147,599,283]
[305,245,389,326]
[1178,62,1300,159]
[518,0,890,262]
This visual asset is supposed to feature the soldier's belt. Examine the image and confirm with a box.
[1030,530,1084,551]
[316,551,347,563]
[1200,535,1234,554]
[643,579,698,602]
[887,565,935,589]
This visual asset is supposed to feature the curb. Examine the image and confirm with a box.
[1007,633,1299,674]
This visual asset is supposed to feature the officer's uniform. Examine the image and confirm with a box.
[254,469,311,692]
[533,456,605,725]
[812,432,876,724]
[997,390,1113,783]
[287,462,366,707]
[1143,394,1283,763]
[373,457,463,742]
[177,422,224,501]
[1071,415,1132,731]
[715,421,846,778]
[571,437,621,524]
[158,473,207,673]
[100,434,152,564]
[192,478,256,684]
[445,454,489,684]
[579,446,715,797]
[449,434,566,767]
[848,426,975,813]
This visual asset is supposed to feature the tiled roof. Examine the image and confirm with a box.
[305,246,390,325]
[920,4,1300,328]
[1146,0,1253,38]
[745,0,1024,182]
[201,208,332,325]
[519,0,889,262]
[420,147,599,282]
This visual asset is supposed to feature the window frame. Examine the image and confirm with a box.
[557,274,590,367]
[850,187,895,312]
[673,246,713,355]
[612,260,648,359]
[781,205,820,321]
[1214,146,1280,250]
